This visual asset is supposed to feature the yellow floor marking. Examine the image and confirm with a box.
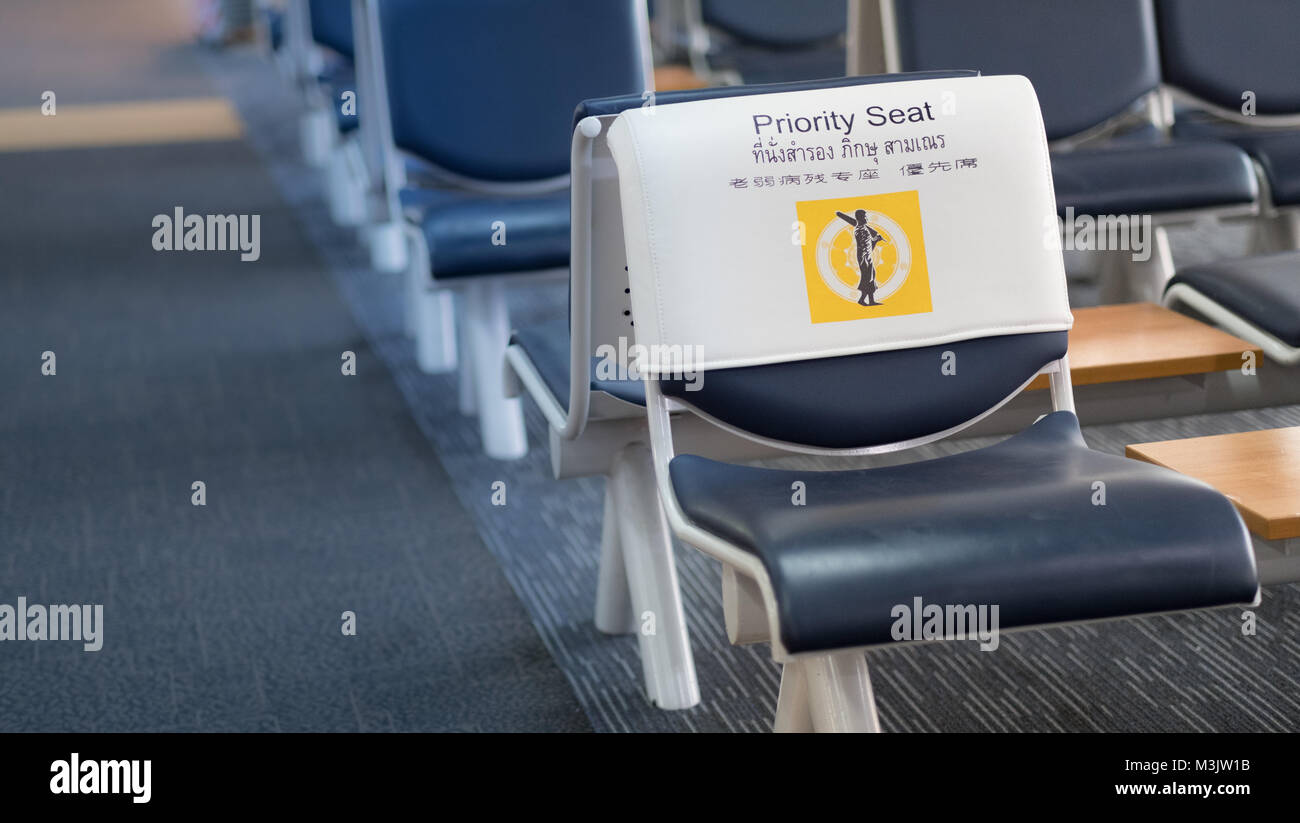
[0,97,244,152]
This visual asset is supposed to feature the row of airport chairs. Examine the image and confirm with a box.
[879,0,1300,307]
[259,1,1294,730]
[269,0,652,459]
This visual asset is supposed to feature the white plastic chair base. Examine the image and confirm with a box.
[463,281,527,460]
[299,107,335,168]
[603,445,700,710]
[414,286,457,374]
[1251,210,1300,253]
[776,653,881,733]
[368,220,409,273]
[325,143,368,227]
[456,293,477,416]
[594,483,636,635]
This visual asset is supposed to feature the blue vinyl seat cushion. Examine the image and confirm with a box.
[399,187,570,278]
[669,411,1257,654]
[509,318,645,412]
[1050,139,1257,216]
[1173,117,1300,207]
[1167,251,1300,347]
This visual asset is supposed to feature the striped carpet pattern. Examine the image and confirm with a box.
[208,46,1300,733]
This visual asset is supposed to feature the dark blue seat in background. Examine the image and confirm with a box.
[1171,121,1300,208]
[891,0,1258,218]
[376,0,649,459]
[1166,252,1300,350]
[378,0,646,268]
[1157,0,1300,209]
[693,0,847,84]
[1051,139,1256,217]
[398,188,570,279]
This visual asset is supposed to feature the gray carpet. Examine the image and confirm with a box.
[0,0,590,733]
[207,42,1300,732]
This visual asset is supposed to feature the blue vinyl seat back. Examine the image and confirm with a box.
[309,0,354,58]
[378,0,647,182]
[891,0,1161,141]
[701,0,846,49]
[1156,0,1300,115]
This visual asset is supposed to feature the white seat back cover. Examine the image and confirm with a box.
[606,75,1073,377]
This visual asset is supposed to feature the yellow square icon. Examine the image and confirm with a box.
[795,190,932,324]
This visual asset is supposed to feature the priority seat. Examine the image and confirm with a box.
[670,410,1257,655]
[602,71,1258,731]
[1165,251,1300,364]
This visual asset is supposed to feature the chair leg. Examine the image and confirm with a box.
[402,227,457,372]
[594,481,635,635]
[298,106,334,168]
[325,140,367,227]
[463,280,527,460]
[414,286,457,374]
[804,652,881,733]
[609,444,700,710]
[1252,211,1300,253]
[368,220,409,274]
[774,661,813,733]
[1097,225,1174,304]
[456,295,477,416]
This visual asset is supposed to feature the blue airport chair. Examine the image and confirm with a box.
[593,71,1258,730]
[1165,252,1300,366]
[1156,0,1300,251]
[508,69,1018,712]
[683,0,848,84]
[369,0,651,459]
[883,0,1259,303]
